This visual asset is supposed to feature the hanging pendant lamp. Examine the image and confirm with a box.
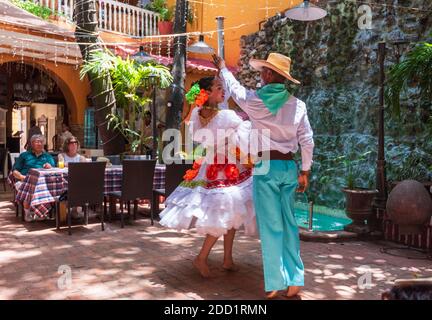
[285,0,327,21]
[132,46,154,63]
[187,0,214,54]
[187,34,214,54]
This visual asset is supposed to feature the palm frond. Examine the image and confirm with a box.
[386,42,432,119]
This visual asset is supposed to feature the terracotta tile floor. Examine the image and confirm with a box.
[0,190,431,300]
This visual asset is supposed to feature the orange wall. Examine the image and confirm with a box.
[168,0,302,67]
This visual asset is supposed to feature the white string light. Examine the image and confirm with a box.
[0,0,429,68]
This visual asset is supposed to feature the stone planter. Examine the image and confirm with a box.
[343,188,378,234]
[386,180,432,234]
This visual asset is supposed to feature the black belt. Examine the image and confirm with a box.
[257,150,294,160]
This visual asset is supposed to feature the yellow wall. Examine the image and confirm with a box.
[168,0,302,67]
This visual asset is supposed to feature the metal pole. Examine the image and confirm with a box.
[151,84,157,160]
[374,42,387,211]
[308,201,314,232]
[216,16,225,59]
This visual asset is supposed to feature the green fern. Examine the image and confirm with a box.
[386,42,432,119]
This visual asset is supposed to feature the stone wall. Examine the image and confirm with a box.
[237,0,432,208]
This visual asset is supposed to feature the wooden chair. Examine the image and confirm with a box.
[56,162,106,235]
[105,160,156,228]
[151,162,193,225]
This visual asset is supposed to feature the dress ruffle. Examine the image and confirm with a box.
[159,108,256,238]
[159,177,256,238]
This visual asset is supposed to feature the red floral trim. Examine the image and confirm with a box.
[184,158,203,181]
[205,169,252,189]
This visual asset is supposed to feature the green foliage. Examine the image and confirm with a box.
[80,50,173,154]
[386,42,432,119]
[145,0,174,22]
[11,0,53,20]
[322,150,373,190]
[145,0,194,24]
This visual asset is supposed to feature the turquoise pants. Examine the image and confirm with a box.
[253,160,304,291]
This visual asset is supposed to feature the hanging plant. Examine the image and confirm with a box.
[386,42,432,119]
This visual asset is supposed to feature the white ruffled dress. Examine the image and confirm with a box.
[159,108,256,238]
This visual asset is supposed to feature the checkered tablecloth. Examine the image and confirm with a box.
[14,165,166,220]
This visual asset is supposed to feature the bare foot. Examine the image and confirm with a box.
[193,257,211,278]
[286,286,301,297]
[222,262,239,272]
[265,290,279,299]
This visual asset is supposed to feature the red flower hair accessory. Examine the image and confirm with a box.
[195,89,209,107]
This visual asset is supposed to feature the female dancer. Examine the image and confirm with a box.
[159,76,255,277]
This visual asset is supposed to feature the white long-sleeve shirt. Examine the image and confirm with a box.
[220,68,314,171]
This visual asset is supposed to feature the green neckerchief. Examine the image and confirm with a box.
[256,83,291,115]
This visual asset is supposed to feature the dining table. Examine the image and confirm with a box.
[13,164,166,220]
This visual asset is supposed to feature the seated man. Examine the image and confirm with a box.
[13,134,55,221]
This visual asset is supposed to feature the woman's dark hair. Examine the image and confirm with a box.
[196,76,215,91]
[62,136,80,153]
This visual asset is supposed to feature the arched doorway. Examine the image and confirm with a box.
[0,62,69,152]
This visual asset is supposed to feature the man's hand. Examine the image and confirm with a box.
[296,172,310,193]
[43,163,52,169]
[212,54,226,71]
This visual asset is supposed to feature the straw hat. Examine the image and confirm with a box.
[249,53,300,84]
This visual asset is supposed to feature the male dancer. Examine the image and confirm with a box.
[213,53,314,298]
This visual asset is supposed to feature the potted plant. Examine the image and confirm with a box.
[339,151,378,234]
[80,50,173,156]
[145,0,174,35]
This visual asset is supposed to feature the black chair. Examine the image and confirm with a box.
[105,160,156,228]
[152,162,193,225]
[123,155,148,160]
[0,148,8,191]
[56,162,106,235]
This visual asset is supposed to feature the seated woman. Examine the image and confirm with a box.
[58,136,86,166]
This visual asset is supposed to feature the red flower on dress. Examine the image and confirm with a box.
[206,164,219,181]
[184,158,203,181]
[195,89,209,107]
[184,169,199,181]
[192,158,203,170]
[224,164,240,181]
[213,154,228,170]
